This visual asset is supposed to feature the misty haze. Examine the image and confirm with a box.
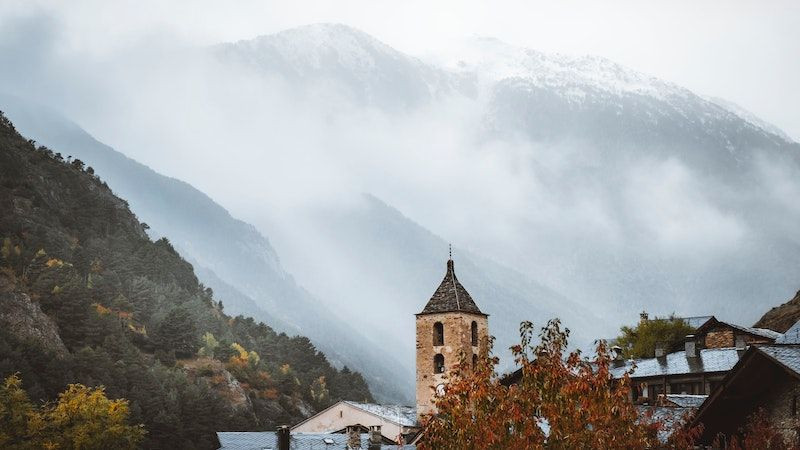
[1,1,798,449]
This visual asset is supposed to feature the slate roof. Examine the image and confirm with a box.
[610,347,741,379]
[695,317,780,341]
[664,394,708,408]
[757,345,800,375]
[217,432,415,450]
[637,406,693,443]
[726,323,781,340]
[677,316,714,329]
[343,402,418,427]
[775,320,800,344]
[418,259,485,316]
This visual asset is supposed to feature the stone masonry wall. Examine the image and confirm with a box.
[705,330,735,348]
[763,379,800,445]
[416,312,488,420]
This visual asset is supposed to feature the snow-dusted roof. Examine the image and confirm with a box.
[344,401,418,427]
[757,345,800,376]
[217,432,413,450]
[677,316,714,329]
[637,406,692,443]
[726,323,781,340]
[664,394,707,408]
[776,320,800,344]
[610,347,741,379]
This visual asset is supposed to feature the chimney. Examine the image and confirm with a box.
[346,426,361,449]
[369,425,382,448]
[611,345,625,367]
[654,342,666,358]
[735,335,746,351]
[685,335,698,358]
[640,311,649,323]
[277,425,290,450]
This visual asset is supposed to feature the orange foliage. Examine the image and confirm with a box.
[419,319,662,450]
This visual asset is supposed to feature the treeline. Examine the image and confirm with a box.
[0,111,372,448]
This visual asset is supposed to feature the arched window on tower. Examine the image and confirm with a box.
[433,322,444,346]
[472,354,478,371]
[434,354,445,374]
[471,321,478,346]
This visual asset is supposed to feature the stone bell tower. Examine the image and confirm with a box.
[415,255,489,421]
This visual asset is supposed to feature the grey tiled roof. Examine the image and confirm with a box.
[776,321,800,344]
[757,345,800,375]
[637,406,693,443]
[677,316,714,329]
[217,432,414,450]
[610,347,741,379]
[343,402,418,427]
[418,260,484,316]
[665,394,708,408]
[727,323,781,340]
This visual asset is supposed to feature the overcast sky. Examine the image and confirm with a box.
[2,0,798,140]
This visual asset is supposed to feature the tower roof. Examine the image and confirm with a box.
[418,259,486,316]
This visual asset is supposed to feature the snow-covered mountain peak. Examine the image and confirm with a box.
[439,36,688,101]
[224,23,418,77]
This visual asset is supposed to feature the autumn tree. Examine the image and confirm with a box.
[0,374,145,450]
[615,315,694,359]
[420,319,662,449]
[0,373,35,448]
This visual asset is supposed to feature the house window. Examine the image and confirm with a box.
[670,382,703,395]
[433,322,444,346]
[471,321,478,346]
[472,354,478,370]
[434,354,445,374]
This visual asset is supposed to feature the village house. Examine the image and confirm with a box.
[290,401,417,443]
[609,314,781,402]
[690,320,800,446]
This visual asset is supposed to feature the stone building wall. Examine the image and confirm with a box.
[704,327,773,349]
[415,312,488,419]
[762,379,800,445]
[705,329,735,348]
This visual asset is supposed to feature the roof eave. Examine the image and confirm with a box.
[415,310,489,317]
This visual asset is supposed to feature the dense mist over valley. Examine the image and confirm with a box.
[2,5,798,403]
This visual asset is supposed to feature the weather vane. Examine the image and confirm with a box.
[449,243,452,260]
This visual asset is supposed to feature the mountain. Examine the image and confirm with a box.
[0,95,410,403]
[754,290,800,333]
[215,23,474,110]
[214,24,800,344]
[3,22,798,397]
[0,111,373,448]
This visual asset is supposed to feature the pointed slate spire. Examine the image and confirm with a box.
[418,257,486,316]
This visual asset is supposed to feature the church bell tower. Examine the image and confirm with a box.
[415,255,489,421]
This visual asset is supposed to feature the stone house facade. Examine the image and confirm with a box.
[609,316,782,403]
[694,317,781,349]
[691,343,800,446]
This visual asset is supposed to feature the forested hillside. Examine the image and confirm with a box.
[0,111,372,448]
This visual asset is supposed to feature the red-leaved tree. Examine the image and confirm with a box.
[419,319,664,449]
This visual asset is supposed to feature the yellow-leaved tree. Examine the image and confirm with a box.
[0,374,145,450]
